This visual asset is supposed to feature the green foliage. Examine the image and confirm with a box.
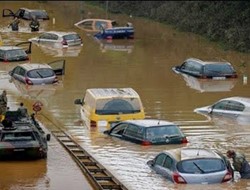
[93,1,250,52]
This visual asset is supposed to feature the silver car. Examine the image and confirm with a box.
[147,148,233,184]
[29,31,83,48]
[9,59,65,85]
[194,97,250,118]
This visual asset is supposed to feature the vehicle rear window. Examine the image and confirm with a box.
[177,158,226,174]
[95,98,141,115]
[63,34,81,41]
[146,126,181,140]
[30,11,48,19]
[204,64,235,75]
[1,132,35,141]
[6,49,27,60]
[27,68,55,78]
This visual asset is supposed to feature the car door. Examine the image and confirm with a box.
[2,9,15,17]
[15,42,32,54]
[47,59,65,75]
[122,124,144,144]
[9,66,26,83]
[152,153,173,181]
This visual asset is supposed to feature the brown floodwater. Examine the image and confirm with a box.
[0,1,250,190]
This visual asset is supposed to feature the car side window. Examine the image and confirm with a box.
[0,50,4,59]
[110,123,128,135]
[213,100,245,111]
[51,34,59,40]
[12,66,21,75]
[40,33,51,40]
[155,153,166,166]
[163,156,173,170]
[123,124,143,139]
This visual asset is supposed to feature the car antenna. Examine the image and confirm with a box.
[158,120,160,125]
[197,149,200,156]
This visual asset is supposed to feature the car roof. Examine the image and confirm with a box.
[123,119,175,127]
[18,63,51,70]
[0,46,23,51]
[20,7,47,12]
[44,31,77,37]
[219,96,250,106]
[186,58,231,66]
[163,148,222,162]
[1,125,34,133]
[87,88,140,99]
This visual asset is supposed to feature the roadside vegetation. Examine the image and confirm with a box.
[89,1,250,53]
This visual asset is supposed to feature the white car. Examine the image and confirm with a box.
[194,97,250,118]
[9,59,65,85]
[29,31,83,48]
[147,148,233,184]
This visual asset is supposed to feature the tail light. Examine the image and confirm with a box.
[90,120,97,127]
[25,77,33,85]
[53,76,58,83]
[181,137,188,144]
[61,40,68,46]
[221,171,232,183]
[173,172,187,184]
[141,140,152,146]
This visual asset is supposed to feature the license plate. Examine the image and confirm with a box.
[14,149,25,152]
[212,77,226,80]
[97,120,108,127]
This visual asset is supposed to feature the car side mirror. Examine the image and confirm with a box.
[103,130,111,135]
[147,160,155,166]
[46,134,51,141]
[74,99,82,105]
[208,106,213,114]
[8,70,14,76]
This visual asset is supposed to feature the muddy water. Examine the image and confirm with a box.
[1,1,250,190]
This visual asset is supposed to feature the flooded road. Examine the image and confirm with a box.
[1,1,250,190]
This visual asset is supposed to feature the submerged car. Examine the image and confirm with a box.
[0,42,31,62]
[172,58,237,79]
[147,148,233,184]
[29,31,83,48]
[0,110,50,160]
[9,59,65,85]
[74,88,145,128]
[194,96,250,118]
[2,8,49,20]
[103,119,188,145]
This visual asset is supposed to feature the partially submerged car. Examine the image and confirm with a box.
[0,110,50,160]
[74,88,145,128]
[94,23,134,40]
[103,119,188,145]
[29,31,83,48]
[194,96,250,118]
[74,18,115,32]
[2,8,49,20]
[172,58,237,79]
[147,148,233,184]
[0,41,31,62]
[9,59,65,85]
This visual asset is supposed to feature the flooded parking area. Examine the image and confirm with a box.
[1,1,250,190]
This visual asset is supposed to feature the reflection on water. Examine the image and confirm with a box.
[1,1,250,190]
[96,39,134,53]
[178,73,237,92]
[0,160,47,189]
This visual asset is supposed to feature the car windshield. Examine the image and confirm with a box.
[6,49,27,60]
[95,98,141,115]
[27,68,55,78]
[1,132,36,141]
[204,64,234,75]
[146,126,181,140]
[177,158,226,174]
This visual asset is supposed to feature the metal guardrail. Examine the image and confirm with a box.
[40,114,128,190]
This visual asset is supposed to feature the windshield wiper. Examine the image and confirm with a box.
[193,162,205,173]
